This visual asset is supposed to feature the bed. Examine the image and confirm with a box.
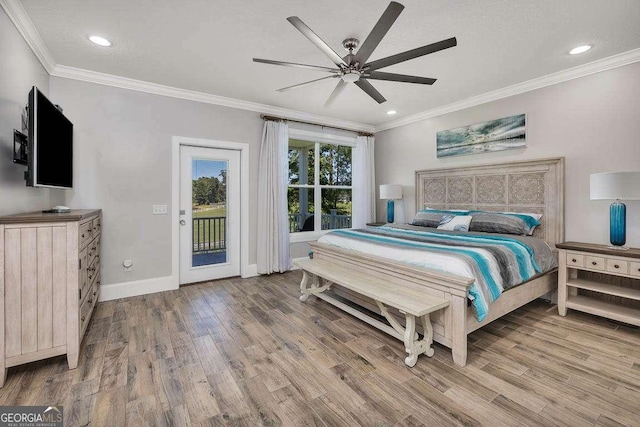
[307,157,564,366]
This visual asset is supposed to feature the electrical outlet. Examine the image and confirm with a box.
[153,205,168,215]
[123,259,133,272]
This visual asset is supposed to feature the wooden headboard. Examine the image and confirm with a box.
[415,157,565,248]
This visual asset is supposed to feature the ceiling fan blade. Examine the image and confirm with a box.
[364,37,457,71]
[324,80,348,108]
[253,58,340,73]
[354,1,404,65]
[276,75,339,92]
[366,71,436,85]
[287,16,347,67]
[355,79,386,104]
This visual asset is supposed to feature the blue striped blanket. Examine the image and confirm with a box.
[318,225,556,321]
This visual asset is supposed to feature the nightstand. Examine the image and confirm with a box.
[556,241,640,326]
[366,222,387,227]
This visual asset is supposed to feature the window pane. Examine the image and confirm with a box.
[321,189,351,230]
[288,140,315,185]
[192,159,227,267]
[288,187,315,232]
[319,144,352,186]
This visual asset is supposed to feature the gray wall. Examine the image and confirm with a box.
[0,7,60,214]
[375,61,640,248]
[49,77,263,285]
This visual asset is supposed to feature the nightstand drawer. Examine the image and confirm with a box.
[584,255,605,271]
[606,259,628,274]
[566,252,584,267]
[631,262,640,278]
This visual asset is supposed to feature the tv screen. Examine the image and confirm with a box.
[27,87,73,189]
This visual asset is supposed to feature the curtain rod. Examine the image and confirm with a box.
[260,114,374,137]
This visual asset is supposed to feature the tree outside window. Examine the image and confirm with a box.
[288,139,352,233]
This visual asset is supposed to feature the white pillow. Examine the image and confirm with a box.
[502,211,542,221]
[437,215,473,232]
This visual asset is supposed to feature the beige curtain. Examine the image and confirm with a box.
[257,120,292,274]
[352,135,375,228]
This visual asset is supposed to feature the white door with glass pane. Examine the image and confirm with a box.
[179,146,240,284]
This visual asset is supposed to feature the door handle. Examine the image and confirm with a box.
[180,220,186,226]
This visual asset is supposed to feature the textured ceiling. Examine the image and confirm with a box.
[20,0,640,126]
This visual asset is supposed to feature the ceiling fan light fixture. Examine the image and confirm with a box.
[341,72,360,83]
[569,45,592,55]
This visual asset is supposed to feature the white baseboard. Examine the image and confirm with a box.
[98,275,177,302]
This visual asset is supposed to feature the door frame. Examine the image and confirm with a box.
[171,136,250,285]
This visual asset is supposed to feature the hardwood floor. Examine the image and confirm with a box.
[1,270,639,426]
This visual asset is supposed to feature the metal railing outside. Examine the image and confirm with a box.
[288,209,352,232]
[193,216,226,253]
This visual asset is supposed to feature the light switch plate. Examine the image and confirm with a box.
[153,205,168,215]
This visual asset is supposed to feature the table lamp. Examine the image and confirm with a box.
[380,184,403,223]
[590,171,640,249]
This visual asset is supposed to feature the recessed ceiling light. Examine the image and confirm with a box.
[89,35,111,47]
[387,110,397,115]
[569,45,592,55]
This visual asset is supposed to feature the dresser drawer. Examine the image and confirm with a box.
[87,236,100,270]
[566,252,584,267]
[606,258,628,274]
[79,220,93,249]
[584,255,605,271]
[79,291,95,335]
[631,262,640,278]
[78,247,89,304]
[88,257,100,288]
[92,217,102,236]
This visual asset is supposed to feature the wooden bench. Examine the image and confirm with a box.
[294,258,450,367]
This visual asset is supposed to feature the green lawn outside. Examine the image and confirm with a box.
[192,206,226,251]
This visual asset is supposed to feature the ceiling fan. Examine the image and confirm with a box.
[253,1,457,107]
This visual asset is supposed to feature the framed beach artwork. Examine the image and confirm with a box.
[436,114,526,158]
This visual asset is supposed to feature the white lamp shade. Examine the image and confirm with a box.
[590,172,640,200]
[380,184,403,200]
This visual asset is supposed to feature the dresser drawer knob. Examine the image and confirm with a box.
[81,234,85,238]
[81,316,85,322]
[592,261,597,265]
[614,264,619,269]
[572,258,577,263]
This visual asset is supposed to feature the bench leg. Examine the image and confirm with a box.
[299,270,311,302]
[421,313,435,357]
[299,271,332,302]
[404,315,419,367]
[403,313,435,367]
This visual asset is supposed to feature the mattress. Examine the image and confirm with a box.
[317,224,558,321]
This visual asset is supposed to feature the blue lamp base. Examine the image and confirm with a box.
[387,200,395,223]
[609,200,628,249]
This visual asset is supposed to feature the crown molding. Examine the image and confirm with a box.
[50,65,376,133]
[0,0,55,73]
[374,47,640,132]
[5,0,639,135]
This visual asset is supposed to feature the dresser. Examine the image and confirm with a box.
[557,241,640,326]
[0,209,101,387]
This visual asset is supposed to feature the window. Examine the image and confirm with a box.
[288,137,353,238]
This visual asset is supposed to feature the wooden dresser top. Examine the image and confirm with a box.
[0,209,101,224]
[556,241,640,259]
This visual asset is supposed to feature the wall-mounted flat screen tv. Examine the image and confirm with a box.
[27,86,73,189]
